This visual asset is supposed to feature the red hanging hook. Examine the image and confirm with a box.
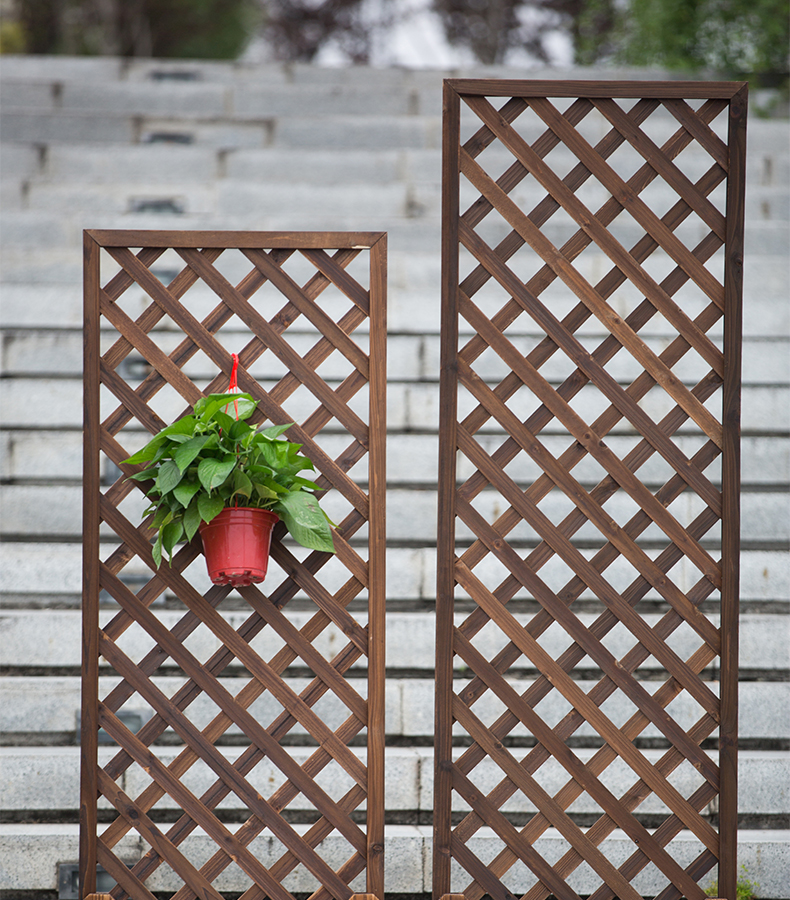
[226,353,240,419]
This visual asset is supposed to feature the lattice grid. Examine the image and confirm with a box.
[435,82,746,900]
[81,231,387,900]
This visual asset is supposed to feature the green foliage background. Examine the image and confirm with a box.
[3,0,258,58]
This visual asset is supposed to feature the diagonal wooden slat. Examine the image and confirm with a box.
[436,81,745,900]
[82,231,386,900]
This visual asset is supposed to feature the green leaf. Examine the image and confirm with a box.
[173,478,202,508]
[232,468,253,500]
[156,459,184,495]
[257,422,293,440]
[226,395,257,421]
[151,506,173,530]
[273,491,335,553]
[256,439,290,471]
[252,481,280,502]
[174,434,212,472]
[183,499,202,542]
[213,410,236,434]
[291,475,322,491]
[122,436,167,465]
[198,492,225,524]
[122,416,197,465]
[162,521,184,561]
[152,531,163,568]
[197,393,256,423]
[230,418,253,441]
[128,466,158,482]
[197,456,236,492]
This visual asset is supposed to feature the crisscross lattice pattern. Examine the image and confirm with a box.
[435,82,746,900]
[82,231,386,900]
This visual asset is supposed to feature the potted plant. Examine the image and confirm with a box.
[122,391,335,586]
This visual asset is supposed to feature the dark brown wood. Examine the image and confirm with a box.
[446,79,746,99]
[434,78,462,900]
[79,231,101,900]
[720,81,748,900]
[82,230,386,899]
[366,233,388,899]
[436,80,745,900]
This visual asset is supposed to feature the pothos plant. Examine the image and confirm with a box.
[122,392,335,567]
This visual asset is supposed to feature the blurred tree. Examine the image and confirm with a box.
[431,0,787,82]
[610,0,789,82]
[431,0,618,65]
[7,0,258,58]
[263,0,371,63]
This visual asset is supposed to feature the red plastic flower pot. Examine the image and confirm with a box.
[198,507,279,587]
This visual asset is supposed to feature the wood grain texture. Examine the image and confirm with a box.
[82,231,386,900]
[435,79,745,900]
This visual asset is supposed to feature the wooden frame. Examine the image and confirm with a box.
[435,81,746,900]
[82,230,387,900]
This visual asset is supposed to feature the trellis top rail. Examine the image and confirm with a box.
[446,79,747,99]
[85,229,387,249]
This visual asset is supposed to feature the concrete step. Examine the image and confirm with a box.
[1,610,787,673]
[2,428,787,491]
[1,374,786,434]
[3,326,789,385]
[2,482,788,546]
[1,674,787,742]
[0,823,787,896]
[2,543,787,608]
[0,746,785,819]
[2,248,788,336]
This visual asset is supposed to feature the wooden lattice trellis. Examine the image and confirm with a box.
[434,82,746,900]
[81,230,386,900]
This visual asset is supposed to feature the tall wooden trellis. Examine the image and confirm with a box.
[435,81,746,900]
[81,230,386,900]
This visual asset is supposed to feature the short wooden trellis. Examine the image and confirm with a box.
[81,230,386,900]
[435,82,746,900]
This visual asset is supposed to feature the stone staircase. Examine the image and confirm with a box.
[0,55,788,898]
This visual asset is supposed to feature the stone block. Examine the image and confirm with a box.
[26,181,217,216]
[233,83,413,118]
[742,437,789,485]
[0,824,139,892]
[0,143,41,180]
[740,550,790,602]
[740,681,790,739]
[123,58,239,83]
[0,485,81,536]
[741,492,790,542]
[225,148,405,184]
[139,117,271,148]
[0,80,56,110]
[216,180,408,220]
[44,144,220,183]
[0,54,122,82]
[274,115,442,151]
[0,430,82,479]
[0,543,83,600]
[0,111,135,143]
[60,81,228,117]
[1,327,82,375]
[0,377,82,427]
[0,179,24,210]
[0,747,117,810]
[0,211,68,248]
[386,547,429,600]
[386,434,440,484]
